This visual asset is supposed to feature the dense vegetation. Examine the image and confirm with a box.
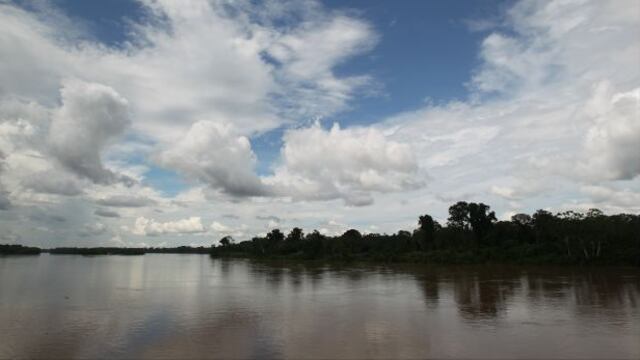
[2,202,638,265]
[49,247,146,255]
[48,246,210,255]
[146,246,210,254]
[0,246,212,256]
[211,202,640,266]
[0,244,41,255]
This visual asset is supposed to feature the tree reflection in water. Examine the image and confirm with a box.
[1,256,638,359]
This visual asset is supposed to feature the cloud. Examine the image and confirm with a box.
[78,0,370,131]
[94,209,120,218]
[0,106,43,154]
[318,219,350,236]
[490,186,520,200]
[210,221,232,233]
[157,121,266,197]
[0,0,388,245]
[0,4,71,103]
[95,195,156,208]
[0,0,378,196]
[159,119,425,204]
[0,151,9,210]
[256,215,281,222]
[577,84,640,181]
[581,185,640,213]
[211,221,248,238]
[0,191,10,210]
[267,122,422,205]
[0,0,638,247]
[28,211,66,223]
[489,182,548,202]
[78,222,107,237]
[269,16,376,82]
[462,17,500,32]
[21,169,84,196]
[0,231,21,243]
[132,216,206,236]
[48,79,130,184]
[381,0,639,213]
[267,14,378,118]
[470,0,639,97]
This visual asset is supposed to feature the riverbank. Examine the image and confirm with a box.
[0,244,41,255]
[0,245,210,256]
[209,247,639,266]
[3,243,636,266]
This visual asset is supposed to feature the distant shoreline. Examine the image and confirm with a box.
[0,245,210,256]
[207,204,639,267]
[2,245,638,267]
[3,202,639,266]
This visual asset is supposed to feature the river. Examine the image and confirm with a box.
[1,254,638,359]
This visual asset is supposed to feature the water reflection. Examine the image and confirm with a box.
[415,271,440,308]
[0,255,638,359]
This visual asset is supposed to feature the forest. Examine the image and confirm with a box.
[2,202,639,265]
[0,244,42,255]
[0,246,211,256]
[211,201,640,266]
[46,246,210,255]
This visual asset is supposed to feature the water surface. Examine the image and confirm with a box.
[1,254,638,359]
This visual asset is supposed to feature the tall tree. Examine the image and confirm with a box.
[219,236,234,246]
[417,214,437,250]
[286,227,304,242]
[447,201,470,229]
[266,229,284,252]
[467,203,496,241]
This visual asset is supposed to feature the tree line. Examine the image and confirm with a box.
[211,201,640,265]
[0,244,41,255]
[2,201,638,264]
[0,246,211,256]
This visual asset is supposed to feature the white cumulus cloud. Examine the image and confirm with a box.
[48,79,130,184]
[132,216,206,236]
[158,121,266,197]
[578,84,640,181]
[211,221,248,239]
[267,122,422,206]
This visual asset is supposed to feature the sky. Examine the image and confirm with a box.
[0,0,638,247]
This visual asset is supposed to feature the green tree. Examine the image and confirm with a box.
[467,203,496,242]
[511,213,532,227]
[447,202,496,242]
[266,229,284,252]
[419,214,436,234]
[416,214,438,250]
[219,236,234,247]
[447,201,470,229]
[286,227,304,242]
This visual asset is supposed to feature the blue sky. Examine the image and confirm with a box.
[46,0,506,182]
[0,0,638,246]
[48,0,502,115]
[45,0,508,190]
[323,0,504,117]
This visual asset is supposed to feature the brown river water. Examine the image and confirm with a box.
[1,254,638,359]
